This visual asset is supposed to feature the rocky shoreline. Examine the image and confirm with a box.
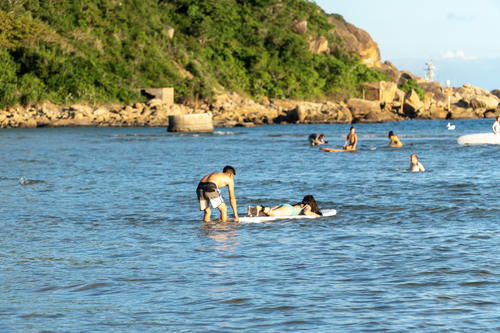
[1,81,499,129]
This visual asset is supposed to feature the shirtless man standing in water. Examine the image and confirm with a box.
[343,126,358,151]
[197,166,239,222]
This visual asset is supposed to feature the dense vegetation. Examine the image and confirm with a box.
[400,79,426,101]
[0,0,385,108]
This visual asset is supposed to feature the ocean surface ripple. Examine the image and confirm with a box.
[1,119,499,332]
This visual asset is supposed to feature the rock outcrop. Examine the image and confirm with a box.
[307,36,329,54]
[2,80,500,128]
[328,15,381,67]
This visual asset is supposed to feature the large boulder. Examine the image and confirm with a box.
[490,89,500,99]
[469,96,498,110]
[448,106,478,119]
[378,61,400,82]
[291,102,352,124]
[403,89,424,118]
[347,98,382,122]
[455,83,499,109]
[363,109,401,123]
[428,107,450,120]
[362,81,397,104]
[398,71,421,86]
[418,81,447,105]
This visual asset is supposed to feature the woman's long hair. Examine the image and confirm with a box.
[298,195,322,216]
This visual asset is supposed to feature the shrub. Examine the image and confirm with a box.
[400,79,426,100]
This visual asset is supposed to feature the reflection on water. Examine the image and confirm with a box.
[201,221,241,253]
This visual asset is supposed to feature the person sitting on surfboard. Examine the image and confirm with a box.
[343,126,357,151]
[247,195,322,217]
[409,154,425,172]
[493,116,500,134]
[197,166,238,222]
[388,131,403,147]
[309,133,327,146]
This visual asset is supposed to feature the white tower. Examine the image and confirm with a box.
[424,61,436,81]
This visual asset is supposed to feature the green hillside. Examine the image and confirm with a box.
[0,0,385,108]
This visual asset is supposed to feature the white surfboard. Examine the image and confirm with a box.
[238,209,337,223]
[457,133,500,146]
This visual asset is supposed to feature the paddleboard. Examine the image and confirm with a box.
[457,133,500,146]
[320,147,356,152]
[238,209,337,223]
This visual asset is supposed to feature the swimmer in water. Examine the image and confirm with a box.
[343,126,357,151]
[388,131,403,147]
[309,133,327,146]
[409,153,425,172]
[493,116,500,135]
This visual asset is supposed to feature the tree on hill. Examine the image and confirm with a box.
[0,0,385,108]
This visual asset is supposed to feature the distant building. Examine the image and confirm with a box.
[137,88,174,105]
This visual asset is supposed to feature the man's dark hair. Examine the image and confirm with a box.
[223,165,236,175]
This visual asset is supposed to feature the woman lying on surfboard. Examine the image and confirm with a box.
[388,131,403,147]
[247,195,322,217]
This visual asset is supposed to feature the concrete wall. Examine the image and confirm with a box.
[168,113,214,132]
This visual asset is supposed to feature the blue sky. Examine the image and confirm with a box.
[313,0,500,90]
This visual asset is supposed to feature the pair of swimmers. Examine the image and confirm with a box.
[196,166,323,221]
[309,127,358,150]
[319,127,398,151]
[387,132,425,171]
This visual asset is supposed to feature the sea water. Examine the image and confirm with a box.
[1,119,499,332]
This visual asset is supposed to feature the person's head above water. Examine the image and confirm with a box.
[350,126,355,133]
[223,165,236,176]
[410,153,418,164]
[388,131,395,138]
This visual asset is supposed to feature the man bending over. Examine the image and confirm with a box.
[196,166,239,222]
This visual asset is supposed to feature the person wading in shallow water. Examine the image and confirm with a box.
[196,166,238,222]
[343,126,357,151]
[388,131,403,147]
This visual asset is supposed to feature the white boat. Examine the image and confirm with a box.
[457,133,500,146]
[447,122,455,130]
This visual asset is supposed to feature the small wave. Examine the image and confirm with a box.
[72,282,109,292]
[19,177,45,185]
[213,131,242,136]
[21,313,64,319]
[266,134,304,138]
